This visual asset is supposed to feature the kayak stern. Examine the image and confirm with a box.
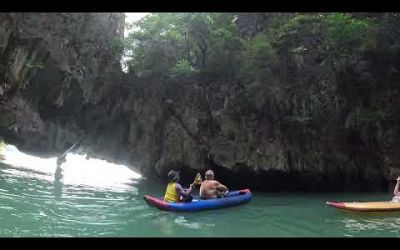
[326,200,400,215]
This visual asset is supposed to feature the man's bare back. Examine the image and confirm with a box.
[200,180,228,199]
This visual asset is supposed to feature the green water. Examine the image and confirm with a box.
[0,147,399,237]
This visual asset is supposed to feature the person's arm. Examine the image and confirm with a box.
[176,183,194,197]
[216,182,228,193]
[394,178,400,196]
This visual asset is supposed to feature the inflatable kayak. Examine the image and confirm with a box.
[326,201,400,214]
[144,189,252,212]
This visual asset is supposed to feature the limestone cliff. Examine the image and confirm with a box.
[0,13,125,159]
[1,13,400,192]
[123,13,400,191]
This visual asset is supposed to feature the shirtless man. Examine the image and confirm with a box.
[199,170,229,199]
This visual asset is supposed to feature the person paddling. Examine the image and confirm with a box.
[164,170,194,203]
[199,170,229,200]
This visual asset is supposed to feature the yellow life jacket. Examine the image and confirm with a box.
[164,182,180,203]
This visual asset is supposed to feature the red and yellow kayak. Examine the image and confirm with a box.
[326,201,400,214]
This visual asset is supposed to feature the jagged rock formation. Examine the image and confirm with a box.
[1,13,400,192]
[0,13,125,159]
[123,13,400,191]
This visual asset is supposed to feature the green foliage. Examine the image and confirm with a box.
[270,13,376,56]
[124,13,241,78]
[124,14,185,77]
[272,14,324,51]
[205,14,242,78]
[323,13,377,54]
[240,33,277,82]
[169,59,199,78]
[123,13,380,83]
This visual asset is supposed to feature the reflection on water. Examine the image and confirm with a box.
[54,165,63,199]
[174,216,216,230]
[341,217,400,235]
[1,145,141,193]
[0,144,146,236]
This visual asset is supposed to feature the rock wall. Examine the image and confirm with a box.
[1,13,400,192]
[0,13,125,158]
[123,14,400,191]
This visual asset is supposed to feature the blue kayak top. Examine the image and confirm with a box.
[144,189,252,212]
